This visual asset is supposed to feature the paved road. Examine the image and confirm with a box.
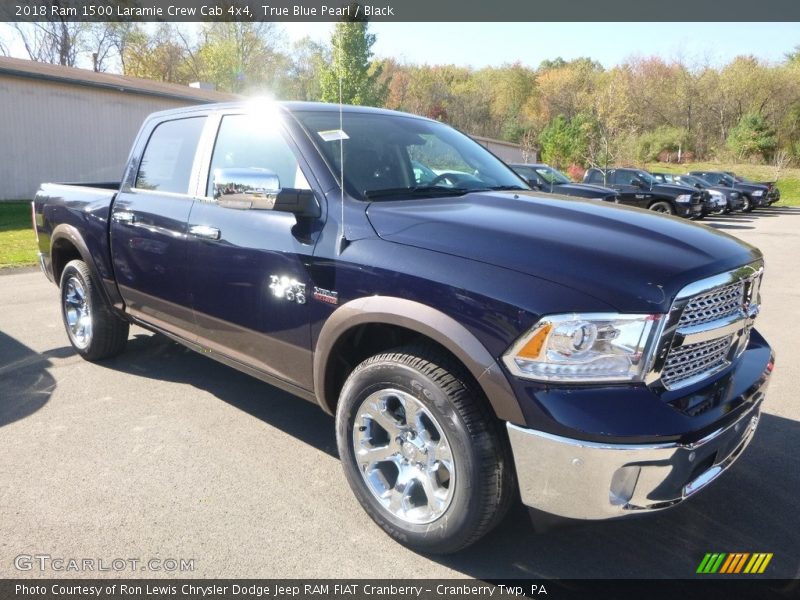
[1,207,799,580]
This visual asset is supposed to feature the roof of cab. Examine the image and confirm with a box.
[145,100,436,122]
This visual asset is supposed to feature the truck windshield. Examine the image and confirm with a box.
[635,171,658,186]
[534,166,571,185]
[680,175,708,187]
[292,110,528,200]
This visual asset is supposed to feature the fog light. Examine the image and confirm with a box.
[610,466,641,506]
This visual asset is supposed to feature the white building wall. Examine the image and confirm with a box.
[472,136,529,164]
[0,77,201,200]
[0,74,530,200]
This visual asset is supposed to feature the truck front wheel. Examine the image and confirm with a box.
[60,259,129,361]
[649,201,674,215]
[335,345,514,553]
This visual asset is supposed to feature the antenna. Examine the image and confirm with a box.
[337,24,349,255]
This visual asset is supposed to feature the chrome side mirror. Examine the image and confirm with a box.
[213,168,280,208]
[213,168,320,218]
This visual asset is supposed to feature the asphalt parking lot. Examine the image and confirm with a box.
[1,207,798,580]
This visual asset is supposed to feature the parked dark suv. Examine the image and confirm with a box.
[509,163,620,203]
[651,172,745,214]
[584,167,704,218]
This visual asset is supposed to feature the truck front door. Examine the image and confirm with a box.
[611,169,651,209]
[184,112,322,391]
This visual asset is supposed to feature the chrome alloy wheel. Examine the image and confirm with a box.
[63,275,93,349]
[352,389,455,524]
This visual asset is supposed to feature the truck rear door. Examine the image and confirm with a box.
[110,114,206,338]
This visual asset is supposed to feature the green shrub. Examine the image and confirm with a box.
[726,113,778,162]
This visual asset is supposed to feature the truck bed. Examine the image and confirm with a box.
[33,182,120,299]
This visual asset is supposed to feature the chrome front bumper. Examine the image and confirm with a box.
[507,406,761,520]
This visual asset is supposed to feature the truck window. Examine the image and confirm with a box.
[135,117,206,194]
[585,170,602,184]
[293,110,525,200]
[615,170,633,185]
[206,114,309,197]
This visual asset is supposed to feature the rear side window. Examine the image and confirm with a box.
[135,117,206,194]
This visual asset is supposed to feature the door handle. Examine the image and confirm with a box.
[189,225,221,240]
[112,211,136,224]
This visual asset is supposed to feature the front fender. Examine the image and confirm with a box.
[314,296,524,424]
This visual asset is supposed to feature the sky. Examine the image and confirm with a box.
[1,22,797,70]
[284,22,800,69]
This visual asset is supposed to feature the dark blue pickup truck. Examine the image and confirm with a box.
[32,102,774,553]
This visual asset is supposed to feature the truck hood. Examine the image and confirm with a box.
[734,182,769,193]
[709,185,738,196]
[651,183,697,195]
[366,192,761,313]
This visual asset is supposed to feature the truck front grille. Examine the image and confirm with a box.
[661,335,733,389]
[657,266,762,391]
[679,280,744,327]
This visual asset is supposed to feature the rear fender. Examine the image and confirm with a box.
[50,224,122,310]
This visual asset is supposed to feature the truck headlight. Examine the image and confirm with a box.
[675,194,692,203]
[709,190,726,206]
[503,313,661,383]
[752,190,764,197]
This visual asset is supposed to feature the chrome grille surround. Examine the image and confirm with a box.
[646,262,763,391]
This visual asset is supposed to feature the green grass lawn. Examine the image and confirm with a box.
[645,162,800,207]
[0,202,38,268]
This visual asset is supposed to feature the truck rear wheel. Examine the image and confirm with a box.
[335,345,514,554]
[60,259,129,361]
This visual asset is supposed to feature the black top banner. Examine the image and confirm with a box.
[2,0,800,22]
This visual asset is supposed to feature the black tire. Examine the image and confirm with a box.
[741,195,754,213]
[649,201,674,215]
[60,259,129,361]
[336,344,515,554]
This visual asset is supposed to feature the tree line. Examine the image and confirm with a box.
[4,18,800,167]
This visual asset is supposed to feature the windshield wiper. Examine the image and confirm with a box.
[364,186,471,200]
[487,185,529,191]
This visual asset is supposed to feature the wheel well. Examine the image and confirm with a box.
[648,198,672,207]
[321,323,482,416]
[51,239,82,285]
